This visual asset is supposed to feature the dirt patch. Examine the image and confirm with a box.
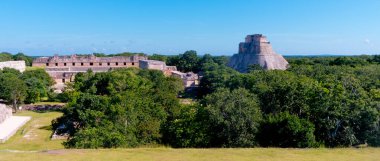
[23,124,41,140]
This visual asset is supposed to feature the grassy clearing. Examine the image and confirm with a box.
[25,66,45,71]
[0,148,379,161]
[30,102,66,106]
[0,111,64,151]
[0,111,379,161]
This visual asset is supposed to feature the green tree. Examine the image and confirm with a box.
[373,55,380,63]
[257,112,317,148]
[23,78,46,103]
[21,69,54,103]
[171,50,200,72]
[21,69,54,87]
[12,53,33,66]
[148,54,168,62]
[202,88,262,147]
[162,104,210,148]
[0,52,13,62]
[198,63,239,97]
[0,67,21,76]
[0,73,27,112]
[53,68,182,148]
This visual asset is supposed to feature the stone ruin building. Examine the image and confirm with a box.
[139,60,200,88]
[0,60,26,72]
[0,103,31,143]
[0,104,12,125]
[171,71,199,88]
[139,60,177,76]
[32,54,200,91]
[228,34,289,72]
[33,54,148,84]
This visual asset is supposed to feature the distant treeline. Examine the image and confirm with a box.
[0,52,33,66]
[51,51,380,148]
[0,67,55,111]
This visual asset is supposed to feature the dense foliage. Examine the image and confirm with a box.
[151,50,229,73]
[53,69,183,148]
[0,52,33,66]
[0,68,54,110]
[54,54,380,148]
[257,112,317,148]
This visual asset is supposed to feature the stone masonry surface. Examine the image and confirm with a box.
[0,104,12,124]
[33,54,148,84]
[0,61,26,72]
[228,34,289,72]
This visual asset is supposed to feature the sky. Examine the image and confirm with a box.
[0,0,379,56]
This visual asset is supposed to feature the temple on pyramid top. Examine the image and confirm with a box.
[228,34,289,72]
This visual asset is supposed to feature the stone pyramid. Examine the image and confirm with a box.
[228,34,289,72]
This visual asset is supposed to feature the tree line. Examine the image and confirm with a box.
[0,68,55,111]
[53,52,380,148]
[0,52,34,66]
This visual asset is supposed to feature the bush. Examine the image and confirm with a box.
[54,69,182,148]
[202,88,262,147]
[258,112,317,148]
[162,104,210,148]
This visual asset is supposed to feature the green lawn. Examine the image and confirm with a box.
[1,148,379,161]
[25,66,45,71]
[0,111,379,161]
[0,111,64,151]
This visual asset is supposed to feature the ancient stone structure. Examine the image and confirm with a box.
[0,61,26,72]
[139,60,177,76]
[171,71,199,88]
[0,104,12,124]
[139,60,199,88]
[33,54,148,84]
[228,34,289,72]
[0,103,31,143]
[33,54,199,91]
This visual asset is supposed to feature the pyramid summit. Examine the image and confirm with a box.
[228,34,289,72]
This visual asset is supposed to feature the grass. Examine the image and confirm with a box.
[30,102,66,106]
[0,111,64,151]
[1,111,380,161]
[25,66,45,71]
[0,148,379,161]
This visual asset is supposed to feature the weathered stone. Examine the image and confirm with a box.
[0,61,26,72]
[171,71,199,88]
[139,60,199,88]
[139,60,177,76]
[0,104,12,124]
[228,34,289,72]
[32,54,148,85]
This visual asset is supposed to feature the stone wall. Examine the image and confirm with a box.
[0,61,26,72]
[0,104,12,124]
[139,60,166,70]
[33,55,145,84]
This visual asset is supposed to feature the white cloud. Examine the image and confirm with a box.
[365,39,371,44]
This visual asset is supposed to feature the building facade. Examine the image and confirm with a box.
[0,61,26,72]
[0,104,12,124]
[139,60,177,76]
[33,54,147,84]
[139,60,199,88]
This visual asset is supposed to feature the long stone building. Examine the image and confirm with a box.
[0,104,12,125]
[228,34,289,72]
[139,60,199,88]
[0,61,26,72]
[33,54,147,84]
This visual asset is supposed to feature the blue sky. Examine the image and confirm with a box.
[0,0,379,56]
